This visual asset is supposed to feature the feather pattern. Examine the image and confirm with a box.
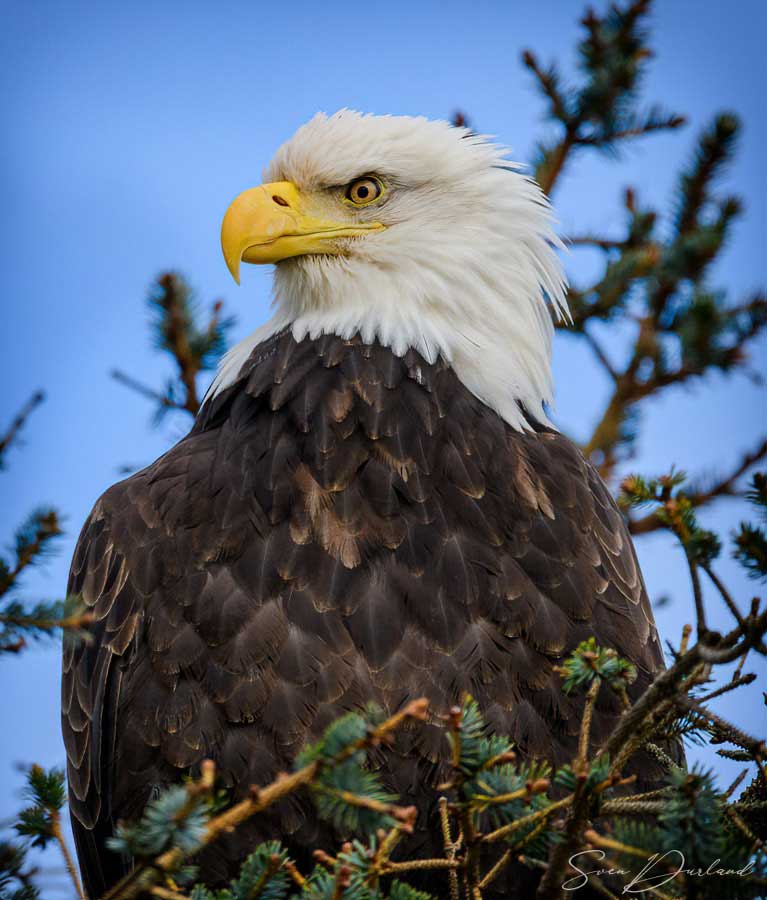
[63,331,665,897]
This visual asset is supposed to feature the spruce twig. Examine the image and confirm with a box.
[106,701,429,899]
[112,273,234,422]
[630,440,767,535]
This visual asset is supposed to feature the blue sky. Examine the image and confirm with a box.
[1,0,765,893]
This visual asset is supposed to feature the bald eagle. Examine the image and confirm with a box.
[63,111,667,897]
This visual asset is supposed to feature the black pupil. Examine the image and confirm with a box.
[356,184,370,199]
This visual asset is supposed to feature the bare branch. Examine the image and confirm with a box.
[111,369,182,412]
[50,810,86,900]
[581,327,619,381]
[578,114,686,145]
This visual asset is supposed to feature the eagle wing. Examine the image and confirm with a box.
[63,494,137,896]
[63,331,666,894]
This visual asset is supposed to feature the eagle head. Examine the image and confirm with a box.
[217,110,568,430]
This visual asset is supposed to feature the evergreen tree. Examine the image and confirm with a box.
[3,2,765,898]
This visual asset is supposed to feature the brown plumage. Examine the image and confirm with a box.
[63,330,667,897]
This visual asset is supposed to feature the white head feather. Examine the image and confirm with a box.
[208,110,569,431]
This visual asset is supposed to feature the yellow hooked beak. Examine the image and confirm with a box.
[221,181,385,283]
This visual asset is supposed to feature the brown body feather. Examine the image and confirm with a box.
[62,331,666,897]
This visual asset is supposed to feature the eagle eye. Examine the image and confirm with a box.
[345,176,384,206]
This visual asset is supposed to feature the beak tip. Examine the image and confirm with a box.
[223,251,242,286]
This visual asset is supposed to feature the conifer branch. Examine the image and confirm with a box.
[575,117,763,480]
[0,500,73,654]
[104,701,430,899]
[9,766,85,900]
[526,16,762,499]
[0,606,93,655]
[524,0,685,196]
[0,391,44,467]
[0,508,62,596]
[629,441,767,535]
[113,273,235,422]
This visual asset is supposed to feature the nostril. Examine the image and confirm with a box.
[272,195,289,208]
